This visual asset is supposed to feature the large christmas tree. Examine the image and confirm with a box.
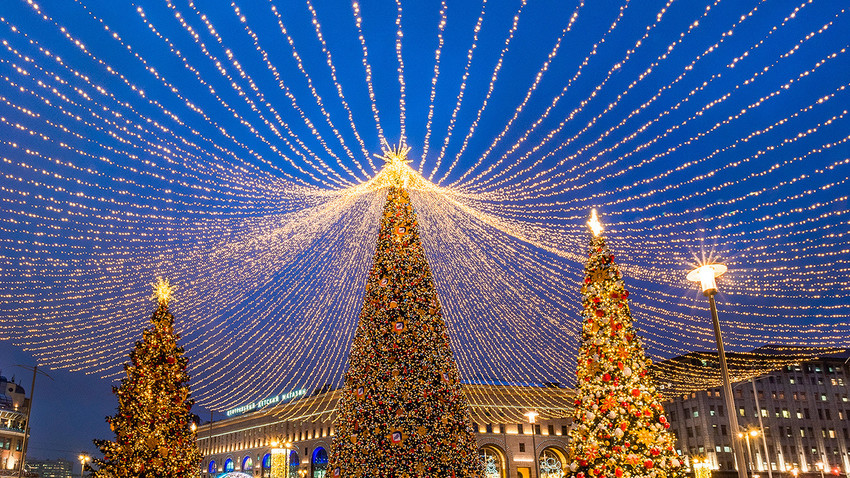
[93,278,202,478]
[328,145,481,477]
[567,212,683,478]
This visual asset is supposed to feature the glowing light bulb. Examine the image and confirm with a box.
[687,264,727,296]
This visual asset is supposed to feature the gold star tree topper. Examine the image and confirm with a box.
[152,277,175,304]
[588,208,603,237]
[373,139,412,189]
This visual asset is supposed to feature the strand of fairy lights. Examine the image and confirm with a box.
[265,1,376,177]
[434,0,528,185]
[349,1,384,148]
[448,0,632,188]
[462,0,749,193]
[0,19,305,200]
[393,0,406,141]
[301,0,374,172]
[10,3,321,189]
[427,0,488,181]
[152,1,354,187]
[468,1,842,198]
[417,0,447,171]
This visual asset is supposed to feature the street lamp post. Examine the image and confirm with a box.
[817,462,826,478]
[525,411,540,478]
[688,263,748,478]
[738,430,759,475]
[750,378,773,478]
[78,454,90,478]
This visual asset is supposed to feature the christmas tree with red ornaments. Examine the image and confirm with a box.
[93,279,201,478]
[328,143,480,477]
[567,211,683,478]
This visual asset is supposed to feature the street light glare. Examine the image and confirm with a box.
[687,263,727,296]
[524,410,539,423]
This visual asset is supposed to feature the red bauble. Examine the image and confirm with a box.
[644,460,654,469]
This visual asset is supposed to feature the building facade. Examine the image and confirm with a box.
[198,384,574,478]
[25,459,73,478]
[0,375,28,472]
[662,351,850,477]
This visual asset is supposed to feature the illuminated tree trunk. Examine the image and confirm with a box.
[329,187,481,478]
[93,279,202,478]
[567,226,683,478]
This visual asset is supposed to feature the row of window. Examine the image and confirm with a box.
[472,423,568,436]
[205,425,334,455]
[736,406,850,421]
[0,438,20,451]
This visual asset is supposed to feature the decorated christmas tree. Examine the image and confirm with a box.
[567,211,683,478]
[93,278,202,478]
[328,144,481,477]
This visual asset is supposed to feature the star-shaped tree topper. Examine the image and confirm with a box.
[588,208,603,237]
[374,139,412,188]
[152,277,175,304]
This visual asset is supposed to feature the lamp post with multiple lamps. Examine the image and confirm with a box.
[525,411,540,478]
[750,378,774,478]
[77,454,90,478]
[688,263,749,478]
[816,462,826,478]
[737,429,760,475]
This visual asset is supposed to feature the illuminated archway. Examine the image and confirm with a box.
[311,447,328,477]
[242,455,253,471]
[224,458,235,473]
[539,447,568,478]
[208,461,216,474]
[288,450,300,478]
[479,445,507,478]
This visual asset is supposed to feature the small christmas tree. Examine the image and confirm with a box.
[567,211,682,478]
[93,278,202,478]
[328,144,481,477]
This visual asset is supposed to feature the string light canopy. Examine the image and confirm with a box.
[0,0,847,414]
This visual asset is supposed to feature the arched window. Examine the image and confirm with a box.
[288,450,300,478]
[479,445,506,478]
[242,456,253,471]
[262,453,272,469]
[208,461,217,474]
[224,458,235,473]
[539,447,568,478]
[311,447,328,478]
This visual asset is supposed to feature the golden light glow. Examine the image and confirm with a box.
[373,139,413,188]
[152,277,176,304]
[588,209,603,237]
[0,0,847,417]
[687,264,727,295]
